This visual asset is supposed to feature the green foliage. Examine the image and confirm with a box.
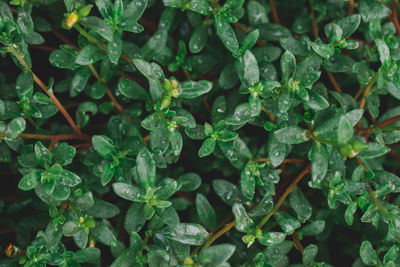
[1,0,400,266]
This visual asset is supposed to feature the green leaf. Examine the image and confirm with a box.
[122,0,147,22]
[34,141,52,168]
[214,14,239,55]
[18,170,42,191]
[94,0,112,19]
[358,142,390,159]
[178,173,202,192]
[360,240,378,266]
[198,138,216,157]
[6,117,26,139]
[268,132,286,167]
[386,81,400,100]
[274,211,301,234]
[239,29,259,56]
[92,135,117,159]
[17,6,34,35]
[76,101,98,127]
[155,178,180,200]
[188,0,212,15]
[125,202,146,233]
[280,50,296,83]
[240,168,255,200]
[133,58,163,81]
[302,244,318,265]
[336,14,361,38]
[198,244,236,266]
[309,39,335,59]
[309,143,328,184]
[70,67,92,97]
[242,50,259,86]
[337,115,354,145]
[85,199,120,219]
[136,147,156,188]
[108,32,123,64]
[80,16,113,42]
[92,221,117,247]
[101,162,115,185]
[75,44,104,65]
[232,202,254,233]
[189,26,208,53]
[112,182,143,202]
[49,48,80,69]
[274,126,309,144]
[155,205,180,227]
[375,39,390,64]
[345,201,358,226]
[226,103,252,125]
[180,80,213,99]
[163,223,209,245]
[258,232,286,246]
[113,0,123,20]
[63,221,80,237]
[16,72,34,99]
[289,187,312,223]
[196,193,217,230]
[247,1,269,25]
[213,179,243,206]
[75,248,101,263]
[118,79,148,100]
[305,89,329,110]
[73,230,88,249]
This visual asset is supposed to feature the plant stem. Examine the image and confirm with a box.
[309,1,319,39]
[261,106,276,122]
[374,115,400,128]
[197,165,310,252]
[73,24,107,50]
[326,71,343,92]
[8,46,80,134]
[254,158,306,164]
[390,1,400,35]
[269,0,281,24]
[87,64,128,120]
[292,231,304,253]
[359,74,377,110]
[18,133,90,141]
[201,220,236,250]
[347,0,355,16]
[257,164,311,228]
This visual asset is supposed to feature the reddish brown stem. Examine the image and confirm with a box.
[32,73,81,134]
[51,29,78,49]
[175,191,195,203]
[326,71,343,92]
[347,0,355,16]
[29,44,57,52]
[202,96,212,113]
[269,0,281,24]
[374,115,400,128]
[19,133,90,141]
[254,158,306,164]
[390,1,400,35]
[292,231,304,253]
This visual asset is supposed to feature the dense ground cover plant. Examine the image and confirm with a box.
[1,0,400,265]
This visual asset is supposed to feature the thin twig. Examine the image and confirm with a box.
[347,0,355,16]
[257,164,311,228]
[292,231,304,253]
[326,71,343,92]
[390,1,400,35]
[269,0,281,24]
[198,165,311,252]
[310,5,319,39]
